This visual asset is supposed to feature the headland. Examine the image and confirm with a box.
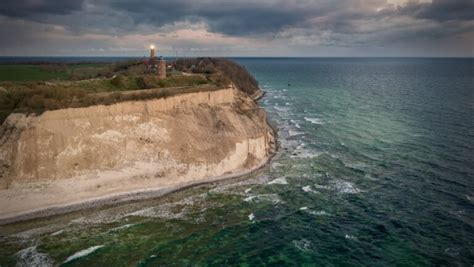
[0,57,276,224]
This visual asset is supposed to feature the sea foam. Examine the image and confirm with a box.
[268,177,288,185]
[293,239,312,252]
[105,223,135,234]
[63,245,104,263]
[304,117,324,125]
[331,179,361,194]
[16,246,54,267]
[300,207,330,216]
[290,119,301,129]
[288,130,304,137]
[244,194,281,204]
[302,186,318,194]
[248,213,255,221]
[345,234,357,240]
[50,230,64,236]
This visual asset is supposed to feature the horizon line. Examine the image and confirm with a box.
[0,55,473,59]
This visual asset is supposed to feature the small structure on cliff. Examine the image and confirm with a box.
[146,45,166,79]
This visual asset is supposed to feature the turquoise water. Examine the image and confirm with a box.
[1,58,473,266]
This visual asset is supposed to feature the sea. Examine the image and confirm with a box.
[0,58,473,266]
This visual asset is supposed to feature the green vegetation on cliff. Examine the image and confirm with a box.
[0,58,259,123]
[174,58,259,96]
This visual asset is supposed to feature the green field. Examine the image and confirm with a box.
[0,65,69,81]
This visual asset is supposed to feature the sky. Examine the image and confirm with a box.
[0,0,473,57]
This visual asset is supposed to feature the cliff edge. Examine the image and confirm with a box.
[0,84,275,223]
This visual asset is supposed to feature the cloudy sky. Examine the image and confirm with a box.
[0,0,472,57]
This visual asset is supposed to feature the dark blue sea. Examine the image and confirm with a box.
[1,58,473,266]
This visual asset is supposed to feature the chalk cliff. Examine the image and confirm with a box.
[0,85,275,221]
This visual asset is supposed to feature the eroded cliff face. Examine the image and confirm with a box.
[0,86,275,192]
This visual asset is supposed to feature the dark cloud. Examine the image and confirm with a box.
[2,0,472,37]
[107,0,324,36]
[399,0,474,21]
[0,0,85,18]
[107,0,474,37]
[0,0,472,56]
[204,9,306,36]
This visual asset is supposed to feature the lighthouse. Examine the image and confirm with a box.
[158,57,166,79]
[150,45,156,58]
[148,44,166,79]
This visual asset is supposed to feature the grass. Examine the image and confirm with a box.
[0,58,258,124]
[0,65,69,81]
[0,73,216,124]
[0,62,131,82]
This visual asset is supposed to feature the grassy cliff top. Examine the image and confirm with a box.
[0,58,260,124]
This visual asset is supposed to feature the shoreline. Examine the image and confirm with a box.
[0,89,278,225]
[0,154,273,226]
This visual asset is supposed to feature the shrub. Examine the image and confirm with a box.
[158,80,166,88]
[44,98,60,110]
[27,95,45,109]
[143,75,158,88]
[135,77,146,89]
[111,75,126,87]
